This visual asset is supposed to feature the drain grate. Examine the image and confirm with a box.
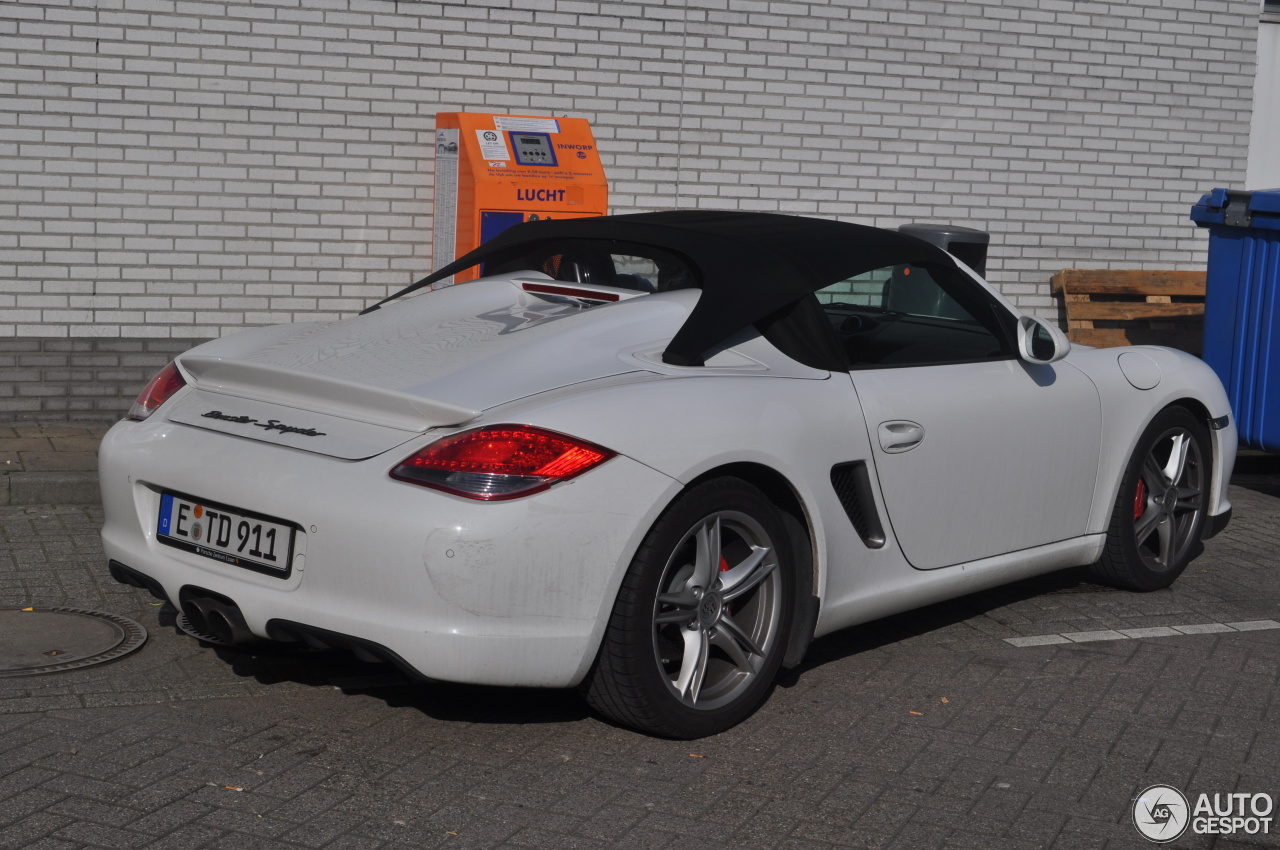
[0,607,147,677]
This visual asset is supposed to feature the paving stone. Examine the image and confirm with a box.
[5,471,101,507]
[0,475,1279,848]
[15,452,97,472]
[0,812,77,850]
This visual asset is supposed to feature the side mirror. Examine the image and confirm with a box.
[1017,315,1071,364]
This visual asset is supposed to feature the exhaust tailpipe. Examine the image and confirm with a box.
[178,588,256,645]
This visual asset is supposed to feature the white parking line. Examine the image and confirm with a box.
[1004,620,1280,647]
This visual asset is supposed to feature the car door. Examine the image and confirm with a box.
[817,263,1102,570]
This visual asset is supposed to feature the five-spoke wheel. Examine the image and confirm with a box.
[584,478,794,738]
[651,510,783,711]
[1092,406,1211,591]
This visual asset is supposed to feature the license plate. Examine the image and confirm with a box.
[157,492,296,577]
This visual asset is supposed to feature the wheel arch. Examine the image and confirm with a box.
[1089,400,1216,590]
[1104,395,1225,520]
[1166,395,1211,424]
[684,461,821,668]
[1083,348,1236,537]
[1148,396,1233,539]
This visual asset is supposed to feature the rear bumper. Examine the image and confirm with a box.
[99,417,680,687]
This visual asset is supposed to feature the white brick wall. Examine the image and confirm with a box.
[0,0,1260,338]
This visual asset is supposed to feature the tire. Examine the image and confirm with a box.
[1090,406,1212,591]
[583,477,794,738]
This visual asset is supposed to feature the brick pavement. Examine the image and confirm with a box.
[1,465,1279,848]
[0,424,104,507]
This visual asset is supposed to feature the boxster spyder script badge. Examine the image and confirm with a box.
[201,410,326,437]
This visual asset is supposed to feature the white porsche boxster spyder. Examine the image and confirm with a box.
[100,212,1235,738]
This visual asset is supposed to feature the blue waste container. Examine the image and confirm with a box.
[1189,188,1280,452]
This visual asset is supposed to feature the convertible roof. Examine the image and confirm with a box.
[363,210,957,366]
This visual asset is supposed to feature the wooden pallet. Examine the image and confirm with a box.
[1050,269,1207,355]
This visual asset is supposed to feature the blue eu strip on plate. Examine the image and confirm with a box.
[158,493,173,535]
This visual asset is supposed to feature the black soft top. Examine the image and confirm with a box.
[364,211,958,368]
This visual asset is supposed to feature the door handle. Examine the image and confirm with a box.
[878,420,925,453]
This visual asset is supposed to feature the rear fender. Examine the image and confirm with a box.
[481,371,889,634]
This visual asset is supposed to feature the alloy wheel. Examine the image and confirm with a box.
[651,511,783,711]
[1132,425,1204,572]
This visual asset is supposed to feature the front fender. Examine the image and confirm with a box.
[1066,345,1235,534]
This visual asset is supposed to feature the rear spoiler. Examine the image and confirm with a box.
[178,355,481,432]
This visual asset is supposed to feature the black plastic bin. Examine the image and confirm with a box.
[897,223,990,276]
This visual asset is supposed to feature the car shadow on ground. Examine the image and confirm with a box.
[162,459,1279,729]
[778,565,1125,687]
[162,567,1124,729]
[790,459,1280,683]
[214,641,591,725]
[153,604,592,725]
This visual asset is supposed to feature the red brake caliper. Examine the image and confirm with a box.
[1134,478,1147,520]
[719,555,736,614]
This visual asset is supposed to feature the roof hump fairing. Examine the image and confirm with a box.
[363,211,958,367]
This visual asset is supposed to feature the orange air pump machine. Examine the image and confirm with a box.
[433,112,608,283]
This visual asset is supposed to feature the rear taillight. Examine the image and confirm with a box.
[127,362,187,421]
[390,425,615,501]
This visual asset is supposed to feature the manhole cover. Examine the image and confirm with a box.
[0,608,147,677]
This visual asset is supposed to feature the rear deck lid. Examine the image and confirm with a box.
[165,389,432,461]
[163,278,696,460]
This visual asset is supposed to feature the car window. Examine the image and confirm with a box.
[815,264,1011,368]
[604,254,662,292]
[487,240,698,293]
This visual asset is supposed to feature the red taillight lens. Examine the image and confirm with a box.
[390,425,615,500]
[127,362,187,421]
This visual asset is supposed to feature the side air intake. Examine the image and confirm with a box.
[830,462,887,549]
